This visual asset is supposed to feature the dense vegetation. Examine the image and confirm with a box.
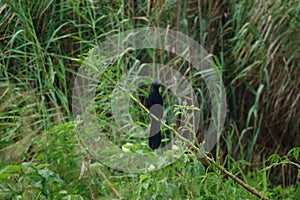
[0,0,299,199]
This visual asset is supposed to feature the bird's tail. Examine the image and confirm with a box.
[149,120,161,149]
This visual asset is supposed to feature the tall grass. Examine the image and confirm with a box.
[0,0,299,199]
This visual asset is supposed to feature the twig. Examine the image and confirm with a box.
[204,155,269,200]
[94,165,121,198]
[75,137,121,198]
[87,162,96,200]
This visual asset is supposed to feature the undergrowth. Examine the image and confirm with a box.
[0,0,299,199]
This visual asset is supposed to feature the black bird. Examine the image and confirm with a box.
[147,81,163,149]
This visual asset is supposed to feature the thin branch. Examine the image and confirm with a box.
[94,165,121,198]
[204,155,269,200]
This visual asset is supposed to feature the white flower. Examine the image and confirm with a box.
[172,145,179,150]
[122,146,131,152]
[148,164,156,171]
[125,143,134,146]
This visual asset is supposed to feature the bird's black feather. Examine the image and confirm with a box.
[147,81,163,149]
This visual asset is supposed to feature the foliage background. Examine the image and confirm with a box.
[0,0,299,199]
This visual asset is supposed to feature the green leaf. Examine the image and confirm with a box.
[139,174,149,183]
[0,164,24,174]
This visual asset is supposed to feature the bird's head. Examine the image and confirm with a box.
[151,80,162,88]
[150,80,162,93]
